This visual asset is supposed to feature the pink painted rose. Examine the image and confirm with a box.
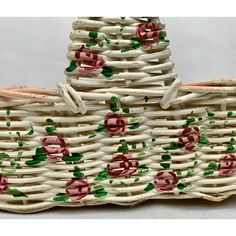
[136,22,160,39]
[104,112,128,135]
[41,136,69,160]
[154,171,178,191]
[218,154,236,176]
[178,126,200,151]
[0,174,8,192]
[107,154,139,177]
[66,179,91,202]
[75,45,105,72]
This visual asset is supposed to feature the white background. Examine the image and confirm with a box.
[1,17,236,218]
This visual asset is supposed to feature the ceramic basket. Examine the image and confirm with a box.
[0,17,235,213]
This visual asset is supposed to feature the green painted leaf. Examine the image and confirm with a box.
[227,111,233,117]
[161,154,171,161]
[7,188,28,198]
[62,153,83,162]
[117,145,129,152]
[86,42,96,47]
[25,160,41,166]
[122,108,130,114]
[73,171,84,178]
[177,183,186,190]
[95,124,107,133]
[27,129,34,135]
[6,109,10,116]
[208,162,218,169]
[207,111,215,117]
[144,183,154,192]
[198,134,210,145]
[160,163,170,169]
[94,169,108,181]
[6,121,10,127]
[163,142,184,150]
[134,178,139,183]
[53,193,69,202]
[101,66,119,77]
[0,153,9,158]
[45,126,57,134]
[89,31,98,39]
[46,118,54,123]
[94,188,107,198]
[66,61,77,72]
[203,170,214,176]
[128,123,140,130]
[186,118,195,125]
[227,144,235,151]
[138,164,149,173]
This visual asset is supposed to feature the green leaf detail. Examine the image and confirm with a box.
[203,170,214,176]
[89,31,98,39]
[128,123,140,130]
[27,129,34,135]
[45,126,57,134]
[186,118,195,125]
[198,134,210,145]
[138,164,149,173]
[73,171,84,178]
[46,118,54,123]
[177,183,186,190]
[7,188,28,198]
[163,142,184,150]
[94,169,108,181]
[176,171,182,176]
[62,153,83,162]
[53,193,69,202]
[161,154,171,161]
[18,141,25,147]
[95,124,107,133]
[207,111,215,117]
[101,66,119,77]
[6,121,10,127]
[16,131,21,137]
[6,109,10,116]
[25,160,41,166]
[131,144,137,150]
[208,162,218,169]
[144,183,155,192]
[86,42,96,47]
[94,187,107,198]
[0,153,9,158]
[122,108,130,114]
[117,145,129,152]
[160,163,170,169]
[227,111,233,117]
[227,144,235,151]
[134,178,139,183]
[66,61,77,72]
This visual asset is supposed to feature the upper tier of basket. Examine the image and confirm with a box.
[65,17,178,92]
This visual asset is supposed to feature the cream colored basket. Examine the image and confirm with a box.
[0,17,235,213]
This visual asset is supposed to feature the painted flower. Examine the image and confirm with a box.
[178,126,200,151]
[41,136,69,160]
[104,112,128,135]
[218,153,236,176]
[154,171,178,191]
[66,179,91,202]
[136,22,161,39]
[107,154,139,177]
[75,45,105,72]
[0,174,8,192]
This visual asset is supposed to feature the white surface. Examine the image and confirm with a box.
[0,17,236,218]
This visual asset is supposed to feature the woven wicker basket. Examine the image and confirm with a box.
[0,17,235,213]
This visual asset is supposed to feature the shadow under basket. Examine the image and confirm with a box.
[0,17,236,213]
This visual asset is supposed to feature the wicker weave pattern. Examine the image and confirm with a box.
[0,17,235,213]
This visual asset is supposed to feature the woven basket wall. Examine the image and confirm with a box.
[0,17,235,213]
